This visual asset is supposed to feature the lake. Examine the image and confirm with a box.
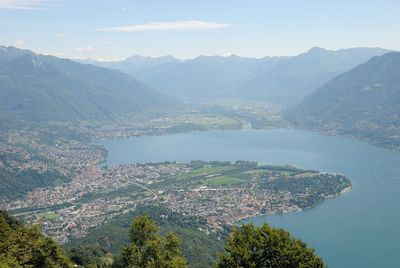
[95,129,400,268]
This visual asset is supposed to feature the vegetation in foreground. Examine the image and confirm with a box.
[216,224,326,268]
[65,205,227,268]
[0,210,72,267]
[0,209,326,268]
[113,214,187,268]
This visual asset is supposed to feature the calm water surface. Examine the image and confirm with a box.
[95,129,400,268]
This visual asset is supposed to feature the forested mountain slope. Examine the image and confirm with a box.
[286,52,400,149]
[0,46,180,122]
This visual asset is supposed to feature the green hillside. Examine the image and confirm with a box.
[286,52,400,149]
[0,167,70,199]
[65,205,228,268]
[0,46,180,122]
[0,210,73,267]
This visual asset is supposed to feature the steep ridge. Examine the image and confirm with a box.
[286,52,400,149]
[0,46,180,122]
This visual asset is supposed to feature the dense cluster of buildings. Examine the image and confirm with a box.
[167,186,299,231]
[1,122,348,244]
[6,155,318,243]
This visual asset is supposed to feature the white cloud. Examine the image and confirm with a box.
[98,20,232,32]
[15,40,24,46]
[56,32,68,38]
[0,0,51,9]
[74,46,95,52]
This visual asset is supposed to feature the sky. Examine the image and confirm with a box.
[1,0,400,61]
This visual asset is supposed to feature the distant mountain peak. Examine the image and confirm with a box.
[226,53,243,59]
[161,54,177,60]
[0,46,35,63]
[306,47,328,54]
[125,54,177,61]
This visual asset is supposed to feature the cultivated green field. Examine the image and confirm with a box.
[202,176,244,186]
[36,212,60,221]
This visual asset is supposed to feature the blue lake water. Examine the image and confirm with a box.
[95,129,400,268]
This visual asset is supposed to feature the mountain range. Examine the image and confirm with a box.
[82,47,390,106]
[0,46,179,122]
[0,45,388,124]
[286,52,400,149]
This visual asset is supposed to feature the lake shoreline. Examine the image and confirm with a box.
[93,128,400,267]
[235,185,353,226]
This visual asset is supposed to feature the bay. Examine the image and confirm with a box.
[95,129,400,268]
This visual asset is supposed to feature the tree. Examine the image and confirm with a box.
[215,223,326,268]
[114,214,187,268]
[68,245,111,268]
[0,210,72,268]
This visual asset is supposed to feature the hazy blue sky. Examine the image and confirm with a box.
[1,0,399,60]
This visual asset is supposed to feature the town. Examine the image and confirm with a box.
[0,110,349,245]
[4,144,350,244]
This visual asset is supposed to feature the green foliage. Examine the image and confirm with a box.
[216,223,326,268]
[260,174,351,209]
[0,167,70,199]
[189,160,207,170]
[0,210,72,268]
[128,214,159,248]
[114,214,187,268]
[0,254,23,268]
[66,205,227,268]
[0,210,329,268]
[68,245,111,268]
